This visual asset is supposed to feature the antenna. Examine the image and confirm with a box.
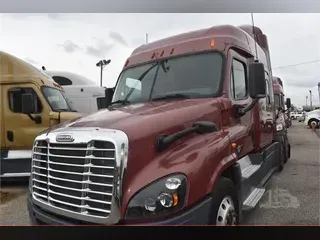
[251,13,259,61]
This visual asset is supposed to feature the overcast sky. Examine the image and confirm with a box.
[1,13,319,108]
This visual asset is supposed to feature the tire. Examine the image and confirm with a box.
[276,135,285,170]
[283,139,289,164]
[278,143,284,171]
[209,177,239,225]
[308,119,320,129]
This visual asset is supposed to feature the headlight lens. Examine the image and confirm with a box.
[276,124,283,131]
[125,174,187,219]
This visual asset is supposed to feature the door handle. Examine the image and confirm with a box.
[7,131,14,142]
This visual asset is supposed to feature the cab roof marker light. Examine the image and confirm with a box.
[210,40,215,48]
[124,59,129,67]
[151,52,156,59]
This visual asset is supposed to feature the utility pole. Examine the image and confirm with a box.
[96,59,111,87]
[309,90,312,110]
[146,33,148,44]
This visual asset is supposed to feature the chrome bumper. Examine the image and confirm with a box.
[0,150,32,178]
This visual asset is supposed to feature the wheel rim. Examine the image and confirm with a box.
[311,121,318,128]
[216,196,236,226]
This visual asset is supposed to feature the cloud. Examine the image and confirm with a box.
[131,37,146,46]
[109,31,128,46]
[85,38,114,58]
[58,40,82,53]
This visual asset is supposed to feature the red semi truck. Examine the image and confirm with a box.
[27,24,287,225]
[273,76,291,165]
[273,76,291,128]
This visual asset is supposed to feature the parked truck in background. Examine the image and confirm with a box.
[0,51,81,179]
[28,24,287,225]
[273,76,291,164]
[43,70,114,114]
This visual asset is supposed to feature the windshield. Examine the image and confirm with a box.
[112,52,223,104]
[42,86,77,112]
[274,94,284,109]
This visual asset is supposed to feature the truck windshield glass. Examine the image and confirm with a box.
[274,94,281,108]
[42,86,77,112]
[112,52,223,104]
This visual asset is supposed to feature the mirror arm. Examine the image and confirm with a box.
[26,113,42,124]
[234,99,259,118]
[27,113,36,122]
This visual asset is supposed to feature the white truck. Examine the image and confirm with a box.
[43,70,113,114]
[304,109,320,128]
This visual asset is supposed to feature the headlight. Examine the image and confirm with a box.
[276,124,283,131]
[125,174,188,219]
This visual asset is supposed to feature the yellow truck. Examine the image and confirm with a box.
[0,51,81,178]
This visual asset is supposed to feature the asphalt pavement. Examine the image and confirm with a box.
[0,121,319,225]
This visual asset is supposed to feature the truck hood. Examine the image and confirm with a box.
[50,98,223,141]
[45,98,226,216]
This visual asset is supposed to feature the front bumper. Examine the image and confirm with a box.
[28,193,213,225]
[0,150,32,178]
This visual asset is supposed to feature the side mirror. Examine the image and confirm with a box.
[21,93,36,114]
[105,87,115,107]
[286,98,291,109]
[248,62,266,99]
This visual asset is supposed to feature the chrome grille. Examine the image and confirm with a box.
[31,139,116,218]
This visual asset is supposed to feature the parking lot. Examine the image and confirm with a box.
[0,121,319,225]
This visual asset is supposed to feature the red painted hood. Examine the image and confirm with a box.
[49,98,227,219]
[58,98,222,141]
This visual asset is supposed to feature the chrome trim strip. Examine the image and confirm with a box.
[3,150,32,159]
[31,127,129,224]
[0,172,31,177]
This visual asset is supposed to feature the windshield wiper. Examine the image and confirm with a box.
[109,99,131,107]
[151,93,191,101]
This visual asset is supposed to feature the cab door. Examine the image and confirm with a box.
[2,83,50,149]
[228,49,254,157]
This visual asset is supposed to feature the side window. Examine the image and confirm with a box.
[52,76,72,86]
[8,88,42,114]
[230,59,247,100]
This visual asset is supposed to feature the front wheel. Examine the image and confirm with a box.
[209,177,238,225]
[308,119,319,129]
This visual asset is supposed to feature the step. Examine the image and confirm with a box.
[243,187,266,210]
[241,164,261,179]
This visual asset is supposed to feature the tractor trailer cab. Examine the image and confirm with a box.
[28,24,285,225]
[0,51,81,178]
[273,77,292,128]
[44,70,114,114]
[273,76,291,164]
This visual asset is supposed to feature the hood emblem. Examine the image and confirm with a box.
[56,133,75,142]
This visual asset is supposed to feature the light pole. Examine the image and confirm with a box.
[309,90,312,110]
[306,96,308,108]
[96,59,111,87]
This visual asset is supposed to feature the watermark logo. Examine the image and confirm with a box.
[260,187,300,209]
